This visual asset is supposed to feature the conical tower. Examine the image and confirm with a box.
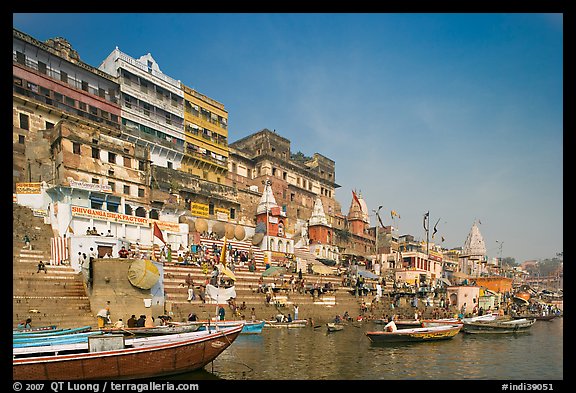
[462,220,486,260]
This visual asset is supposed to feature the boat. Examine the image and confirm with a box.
[13,331,104,348]
[13,325,58,333]
[461,317,536,334]
[511,313,558,321]
[13,324,243,380]
[264,319,308,328]
[421,318,463,328]
[371,318,423,328]
[13,325,92,338]
[326,323,344,332]
[193,320,265,334]
[366,323,462,343]
[99,323,203,336]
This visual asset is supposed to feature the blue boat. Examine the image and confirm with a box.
[196,320,265,334]
[13,331,103,348]
[13,326,92,339]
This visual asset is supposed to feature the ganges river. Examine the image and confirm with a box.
[162,316,563,381]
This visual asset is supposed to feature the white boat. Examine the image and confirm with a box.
[462,317,536,334]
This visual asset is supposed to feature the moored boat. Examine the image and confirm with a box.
[264,319,308,328]
[326,323,344,332]
[100,323,203,336]
[462,317,535,334]
[13,324,243,380]
[13,331,104,348]
[366,323,462,343]
[421,318,463,328]
[13,325,92,339]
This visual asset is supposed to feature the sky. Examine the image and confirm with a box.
[12,13,563,264]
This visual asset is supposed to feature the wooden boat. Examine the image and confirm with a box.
[13,331,104,348]
[421,318,462,328]
[372,319,422,328]
[13,324,243,380]
[462,317,536,334]
[100,323,202,336]
[13,325,58,333]
[326,323,344,332]
[366,324,462,343]
[13,325,92,338]
[512,313,557,321]
[264,319,308,328]
[196,320,265,334]
[173,320,265,334]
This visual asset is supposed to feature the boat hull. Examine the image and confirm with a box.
[13,325,243,380]
[366,325,462,343]
[264,319,308,328]
[462,318,535,334]
[326,323,344,332]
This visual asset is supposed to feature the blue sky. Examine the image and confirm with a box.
[13,13,563,264]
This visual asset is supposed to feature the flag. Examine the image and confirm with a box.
[220,238,227,266]
[352,190,362,212]
[423,211,429,231]
[432,217,440,239]
[153,222,165,244]
[441,236,445,242]
[67,224,74,235]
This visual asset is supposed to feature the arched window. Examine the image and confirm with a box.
[149,209,159,220]
[135,207,147,218]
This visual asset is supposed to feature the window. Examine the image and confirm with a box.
[108,169,114,176]
[123,185,130,195]
[79,102,87,111]
[98,88,106,98]
[123,156,131,168]
[108,152,116,164]
[167,161,173,169]
[60,71,68,83]
[230,208,236,220]
[138,188,145,198]
[16,51,25,65]
[138,160,146,171]
[92,147,100,159]
[108,181,115,192]
[65,96,75,107]
[73,142,81,155]
[18,135,25,144]
[45,121,54,129]
[81,81,89,91]
[19,113,29,130]
[54,92,63,102]
[209,202,214,215]
[37,61,47,74]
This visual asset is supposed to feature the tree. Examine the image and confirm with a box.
[500,257,517,268]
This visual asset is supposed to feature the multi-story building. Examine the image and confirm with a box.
[181,84,229,183]
[12,28,121,186]
[98,48,185,170]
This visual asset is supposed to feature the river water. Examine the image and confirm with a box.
[164,317,563,381]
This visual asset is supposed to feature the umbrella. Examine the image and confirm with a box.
[312,264,334,275]
[262,266,287,277]
[357,269,379,279]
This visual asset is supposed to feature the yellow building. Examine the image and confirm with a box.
[181,84,229,184]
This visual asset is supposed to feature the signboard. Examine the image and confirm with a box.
[16,182,42,194]
[71,205,181,232]
[191,202,209,218]
[69,179,112,193]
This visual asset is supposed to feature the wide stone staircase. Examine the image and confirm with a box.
[13,204,96,329]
